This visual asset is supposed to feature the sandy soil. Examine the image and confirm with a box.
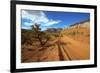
[21,27,90,63]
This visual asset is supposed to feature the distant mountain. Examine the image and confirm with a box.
[46,28,63,32]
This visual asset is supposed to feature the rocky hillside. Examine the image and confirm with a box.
[62,19,90,44]
[69,19,90,29]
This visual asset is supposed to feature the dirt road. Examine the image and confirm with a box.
[22,33,90,62]
[39,34,90,61]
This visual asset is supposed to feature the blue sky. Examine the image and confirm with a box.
[21,10,90,31]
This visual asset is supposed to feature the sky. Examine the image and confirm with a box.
[21,10,90,31]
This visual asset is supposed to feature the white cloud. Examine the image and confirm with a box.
[21,26,32,30]
[22,10,61,27]
[45,20,61,26]
[24,22,33,26]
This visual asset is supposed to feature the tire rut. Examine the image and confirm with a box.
[56,37,72,61]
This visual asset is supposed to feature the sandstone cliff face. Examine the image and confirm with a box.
[69,20,90,29]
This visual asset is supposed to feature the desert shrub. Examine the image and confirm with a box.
[66,31,85,36]
[76,31,80,35]
[72,32,76,35]
[67,32,76,36]
[81,32,84,35]
[50,33,58,37]
[21,29,33,45]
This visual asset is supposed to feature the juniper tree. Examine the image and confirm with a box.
[32,24,50,46]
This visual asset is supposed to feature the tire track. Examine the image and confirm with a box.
[56,38,71,61]
[60,45,71,60]
[57,41,65,61]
